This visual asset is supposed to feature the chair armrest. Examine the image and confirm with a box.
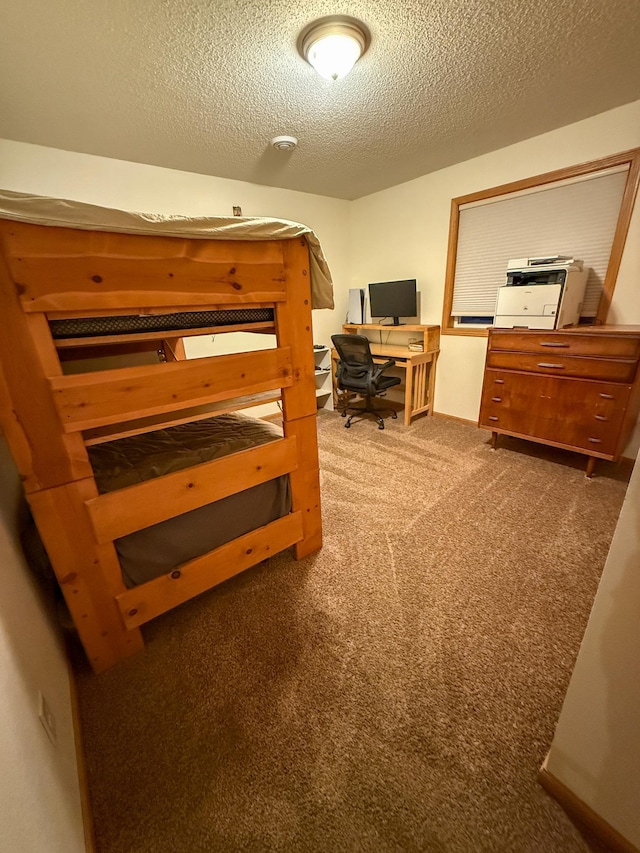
[372,359,396,379]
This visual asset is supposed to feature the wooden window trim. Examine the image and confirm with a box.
[441,147,640,337]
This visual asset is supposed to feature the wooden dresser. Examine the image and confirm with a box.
[478,326,640,475]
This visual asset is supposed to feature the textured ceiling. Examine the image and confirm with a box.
[1,0,639,200]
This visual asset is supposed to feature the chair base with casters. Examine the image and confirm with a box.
[331,333,402,430]
[340,393,398,430]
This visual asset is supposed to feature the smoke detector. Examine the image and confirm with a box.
[271,135,298,151]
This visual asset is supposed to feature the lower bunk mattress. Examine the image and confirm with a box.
[87,412,291,587]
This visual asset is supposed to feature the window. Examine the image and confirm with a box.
[442,148,640,335]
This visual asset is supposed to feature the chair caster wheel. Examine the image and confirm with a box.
[341,410,347,417]
[392,411,398,419]
[378,423,384,430]
[345,422,351,428]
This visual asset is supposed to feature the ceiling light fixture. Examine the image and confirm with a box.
[298,15,370,81]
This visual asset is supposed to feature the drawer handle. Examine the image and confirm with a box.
[488,416,499,422]
[492,396,502,402]
[540,342,570,348]
[588,437,602,444]
[538,362,565,369]
[494,379,505,384]
[599,393,615,399]
[594,415,608,421]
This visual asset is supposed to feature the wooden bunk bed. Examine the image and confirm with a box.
[0,191,333,673]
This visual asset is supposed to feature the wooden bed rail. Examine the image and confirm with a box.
[50,346,293,432]
[1,221,289,312]
[116,512,304,630]
[82,390,283,445]
[86,436,298,543]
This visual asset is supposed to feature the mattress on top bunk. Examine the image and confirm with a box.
[87,412,291,588]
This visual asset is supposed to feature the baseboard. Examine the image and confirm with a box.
[68,660,97,853]
[538,757,639,853]
[431,410,478,428]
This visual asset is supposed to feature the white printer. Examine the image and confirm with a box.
[494,256,588,330]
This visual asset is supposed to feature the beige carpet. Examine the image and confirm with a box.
[75,411,629,852]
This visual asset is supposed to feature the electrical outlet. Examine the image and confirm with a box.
[38,692,57,745]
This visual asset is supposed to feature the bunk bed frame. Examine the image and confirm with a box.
[0,208,326,673]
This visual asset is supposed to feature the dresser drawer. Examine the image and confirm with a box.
[481,371,630,419]
[486,350,638,382]
[489,331,640,359]
[480,372,629,455]
[481,409,620,455]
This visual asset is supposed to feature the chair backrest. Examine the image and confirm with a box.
[331,334,374,374]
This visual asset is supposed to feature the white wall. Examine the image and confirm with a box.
[350,100,640,451]
[0,439,85,853]
[545,446,640,847]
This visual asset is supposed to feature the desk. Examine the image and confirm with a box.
[332,323,440,426]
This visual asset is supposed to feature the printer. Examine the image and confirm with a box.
[494,256,588,330]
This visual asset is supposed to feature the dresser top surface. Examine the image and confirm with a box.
[491,325,640,337]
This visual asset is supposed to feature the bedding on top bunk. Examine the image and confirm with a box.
[0,189,334,310]
[87,412,291,588]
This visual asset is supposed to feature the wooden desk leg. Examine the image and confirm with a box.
[586,456,596,478]
[427,353,437,417]
[491,431,499,450]
[404,361,414,426]
[331,354,340,410]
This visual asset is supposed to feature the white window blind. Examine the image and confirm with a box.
[451,168,629,317]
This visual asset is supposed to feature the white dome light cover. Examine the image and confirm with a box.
[298,16,371,81]
[271,135,298,151]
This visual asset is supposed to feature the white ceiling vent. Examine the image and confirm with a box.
[271,135,298,151]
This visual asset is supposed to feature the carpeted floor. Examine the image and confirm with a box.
[74,411,630,852]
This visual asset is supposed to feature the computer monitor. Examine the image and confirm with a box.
[368,279,417,325]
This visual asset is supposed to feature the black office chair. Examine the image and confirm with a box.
[331,334,401,430]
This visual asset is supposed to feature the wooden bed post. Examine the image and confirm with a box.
[278,238,323,558]
[0,258,94,493]
[29,480,144,672]
[0,250,144,671]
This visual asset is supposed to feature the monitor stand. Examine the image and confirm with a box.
[383,318,404,326]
